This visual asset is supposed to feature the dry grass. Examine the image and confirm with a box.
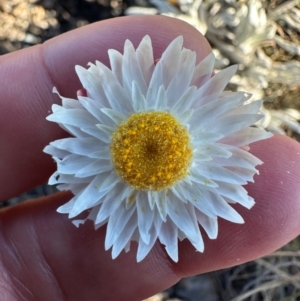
[223,244,300,301]
[1,0,299,300]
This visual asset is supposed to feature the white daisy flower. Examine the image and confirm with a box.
[44,35,272,262]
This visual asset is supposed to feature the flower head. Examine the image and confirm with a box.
[44,36,272,262]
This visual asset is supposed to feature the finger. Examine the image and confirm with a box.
[0,192,179,301]
[0,15,211,200]
[1,135,300,301]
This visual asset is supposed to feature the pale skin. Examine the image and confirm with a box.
[0,15,300,301]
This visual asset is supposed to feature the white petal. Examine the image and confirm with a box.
[159,220,178,262]
[125,190,137,209]
[75,160,112,177]
[112,212,137,259]
[171,86,197,114]
[153,209,163,234]
[194,143,232,158]
[212,157,255,173]
[154,85,168,111]
[189,93,245,130]
[215,182,255,209]
[191,53,215,87]
[122,39,147,96]
[100,108,126,125]
[95,183,127,224]
[159,36,183,88]
[136,35,154,86]
[52,104,65,113]
[124,241,131,253]
[204,114,263,136]
[170,184,185,201]
[121,184,133,200]
[167,195,200,243]
[137,226,157,262]
[68,172,112,218]
[146,62,163,107]
[166,49,196,101]
[184,202,204,251]
[178,182,216,218]
[53,87,83,109]
[95,124,114,143]
[194,65,238,104]
[195,209,218,239]
[145,37,184,107]
[224,100,263,116]
[189,167,219,188]
[177,109,194,124]
[72,219,86,227]
[88,148,110,160]
[49,172,93,185]
[108,49,123,85]
[57,197,76,213]
[87,62,100,76]
[75,65,110,107]
[132,81,148,112]
[61,124,90,138]
[222,145,263,166]
[98,171,120,191]
[177,229,185,241]
[105,203,135,250]
[62,98,83,109]
[81,127,108,142]
[219,127,273,147]
[147,191,156,210]
[174,183,191,203]
[57,183,87,195]
[77,96,113,126]
[191,131,224,144]
[94,218,109,230]
[156,190,168,222]
[95,124,115,135]
[43,145,70,158]
[87,204,101,223]
[209,191,244,223]
[212,148,259,171]
[54,154,94,174]
[226,166,258,182]
[50,137,102,156]
[192,152,212,163]
[95,61,133,114]
[195,162,247,185]
[136,192,154,244]
[47,109,98,128]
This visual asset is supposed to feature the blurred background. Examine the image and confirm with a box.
[1,0,300,300]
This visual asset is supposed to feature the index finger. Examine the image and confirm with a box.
[0,16,212,200]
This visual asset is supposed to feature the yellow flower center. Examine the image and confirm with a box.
[110,111,192,191]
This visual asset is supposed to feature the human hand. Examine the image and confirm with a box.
[0,15,300,301]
